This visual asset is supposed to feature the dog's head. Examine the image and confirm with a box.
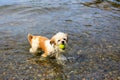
[50,32,68,51]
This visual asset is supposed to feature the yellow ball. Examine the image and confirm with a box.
[59,44,65,49]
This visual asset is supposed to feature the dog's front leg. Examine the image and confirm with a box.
[56,53,67,60]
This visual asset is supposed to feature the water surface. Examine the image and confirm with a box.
[0,0,120,80]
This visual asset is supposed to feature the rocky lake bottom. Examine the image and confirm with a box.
[0,0,120,80]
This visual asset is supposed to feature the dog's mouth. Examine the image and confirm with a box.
[62,47,65,50]
[59,44,66,50]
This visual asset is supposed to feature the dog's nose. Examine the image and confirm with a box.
[62,41,65,44]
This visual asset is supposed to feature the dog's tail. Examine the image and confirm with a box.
[28,34,33,45]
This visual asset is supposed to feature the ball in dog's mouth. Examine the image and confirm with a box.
[59,44,65,50]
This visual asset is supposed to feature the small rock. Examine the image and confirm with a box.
[117,76,120,80]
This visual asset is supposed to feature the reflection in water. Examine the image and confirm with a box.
[27,57,66,79]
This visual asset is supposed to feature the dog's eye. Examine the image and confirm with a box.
[63,38,66,40]
[58,40,60,42]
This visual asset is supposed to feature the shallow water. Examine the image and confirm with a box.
[0,0,120,80]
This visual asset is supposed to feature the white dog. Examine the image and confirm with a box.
[28,32,68,60]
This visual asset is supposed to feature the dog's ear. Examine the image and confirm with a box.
[28,34,33,45]
[66,33,68,42]
[50,37,56,45]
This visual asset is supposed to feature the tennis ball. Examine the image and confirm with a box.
[59,44,65,49]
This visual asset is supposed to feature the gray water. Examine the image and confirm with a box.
[0,0,120,80]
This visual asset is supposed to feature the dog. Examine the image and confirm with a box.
[27,32,68,60]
